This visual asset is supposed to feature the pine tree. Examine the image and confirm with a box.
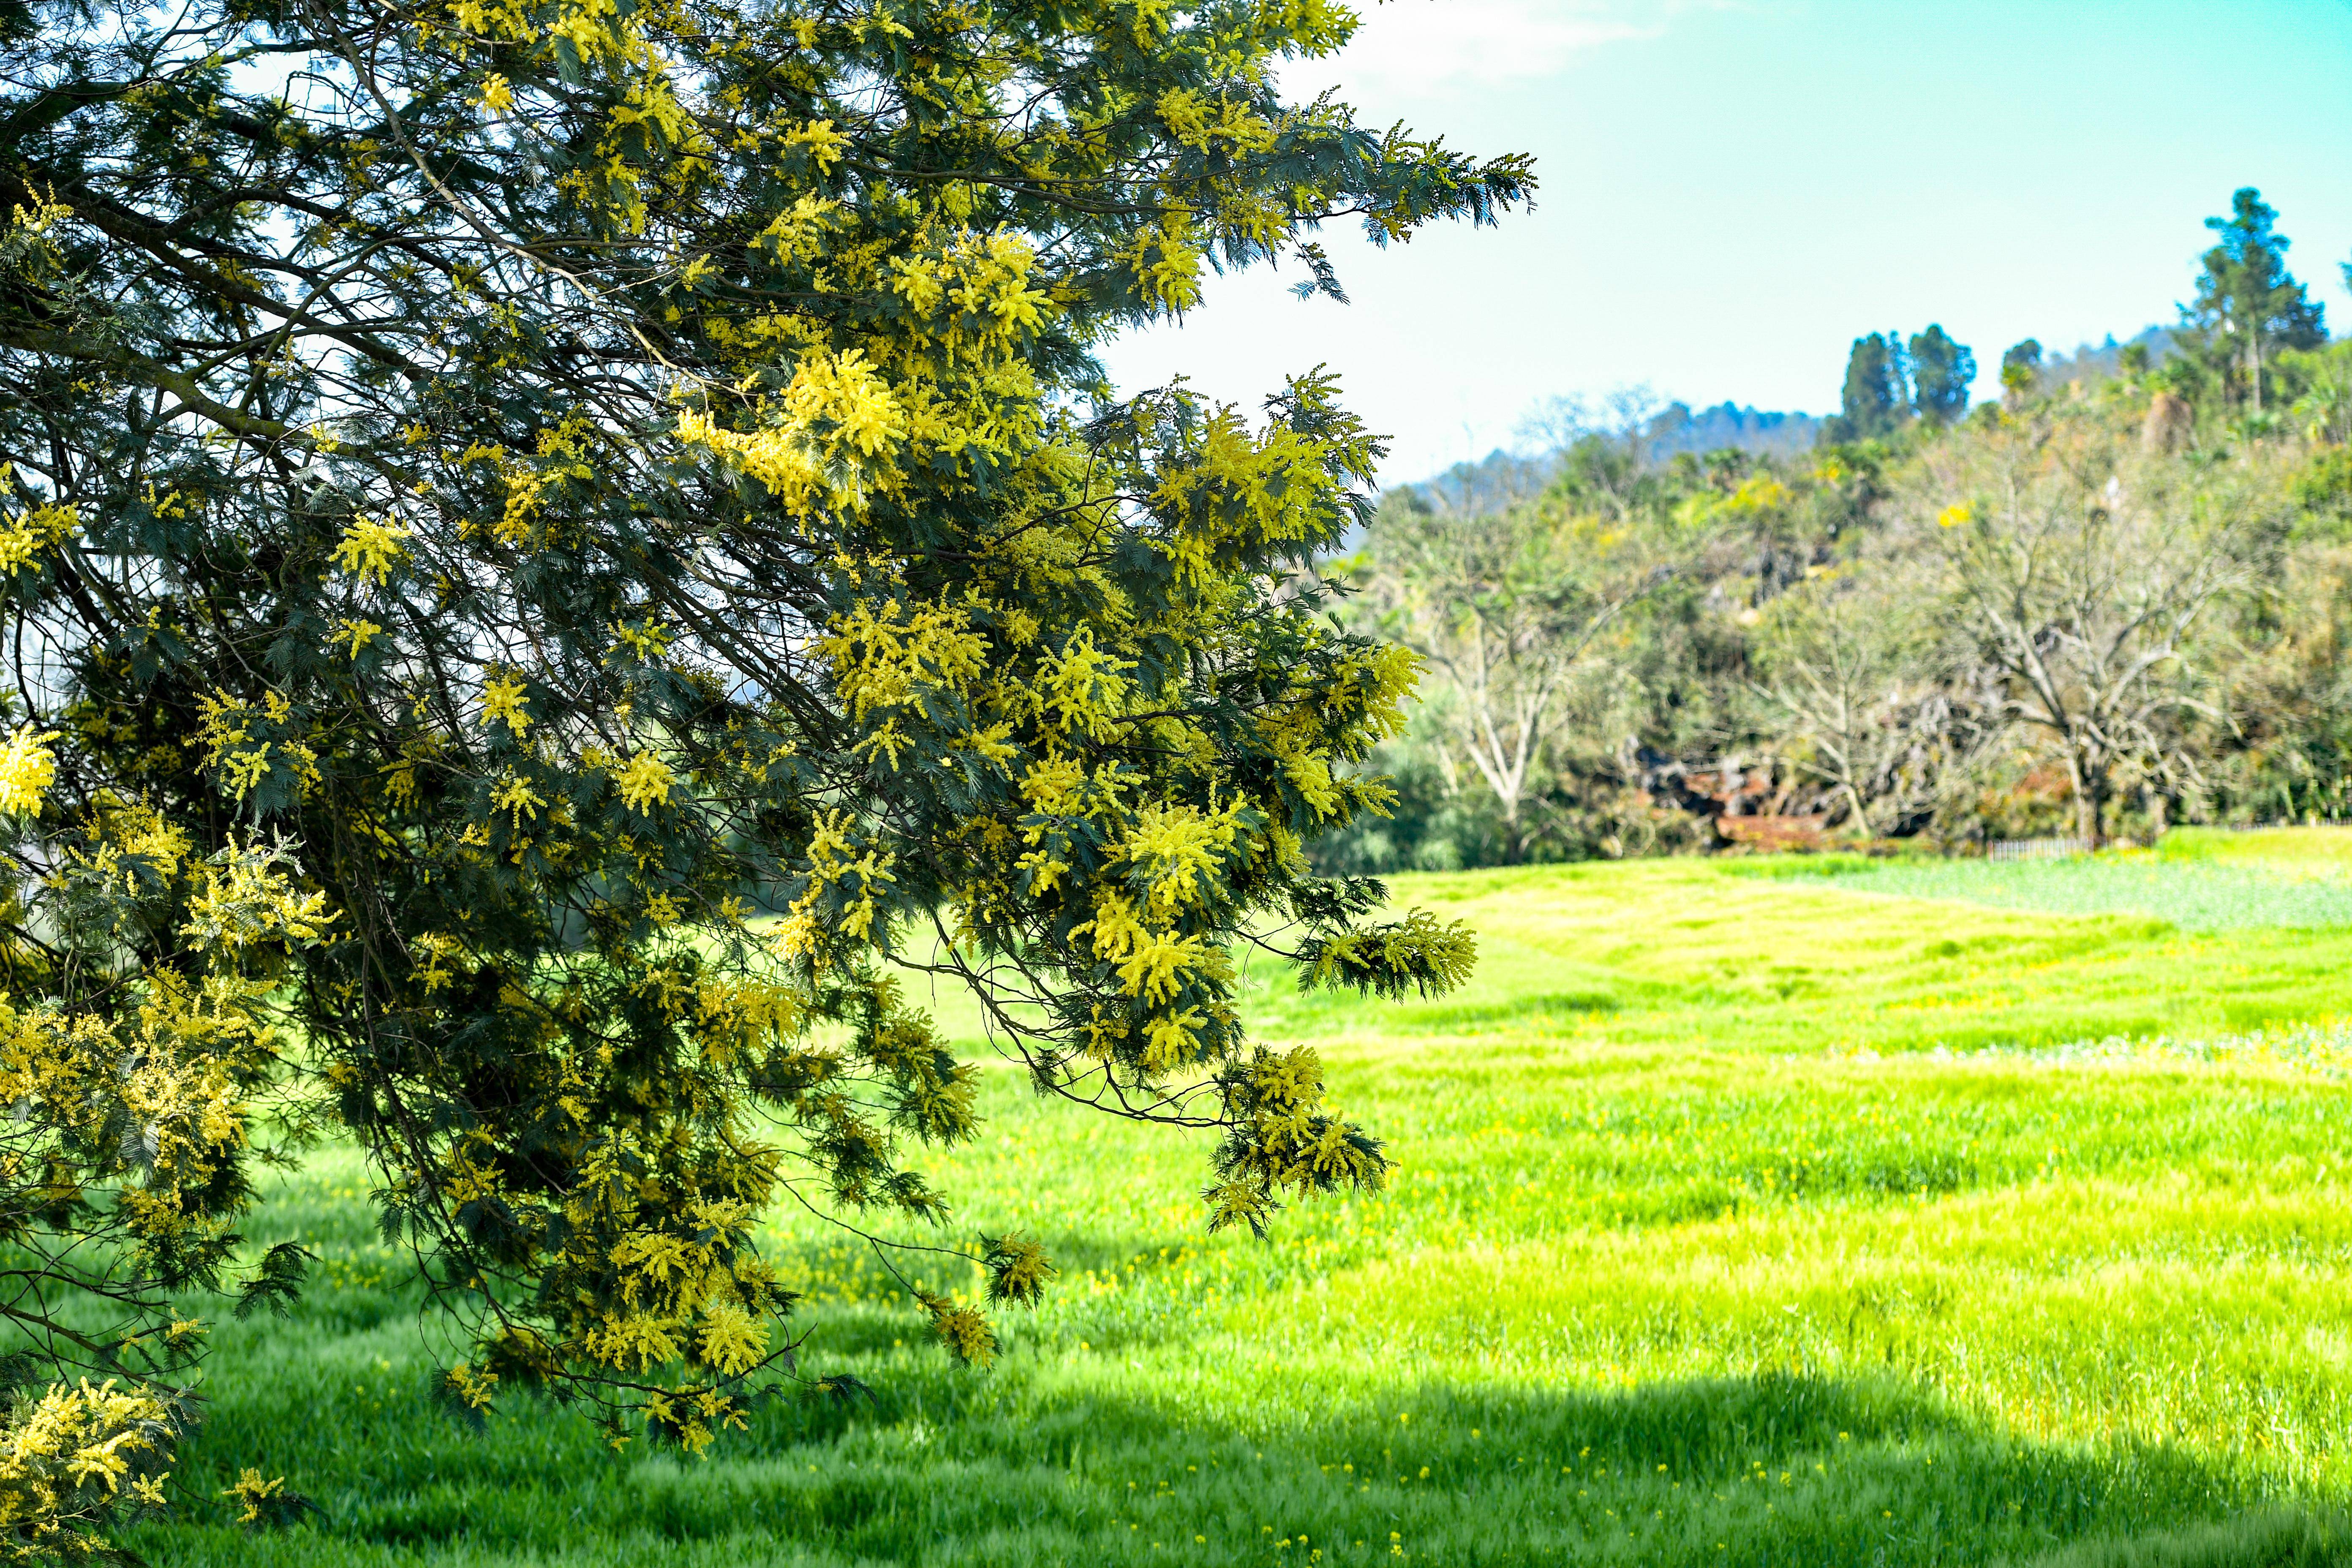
[1824,334,1907,444]
[2000,340,2044,408]
[0,0,1523,1530]
[1908,325,1976,424]
[2182,188,2328,411]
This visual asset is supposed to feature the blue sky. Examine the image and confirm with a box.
[1096,0,2352,483]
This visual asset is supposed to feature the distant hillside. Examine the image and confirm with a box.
[1642,400,1822,460]
[1392,400,1822,517]
[1402,328,2196,518]
[2034,327,2175,392]
[1405,449,1557,517]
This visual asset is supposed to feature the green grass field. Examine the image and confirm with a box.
[127,828,2352,1565]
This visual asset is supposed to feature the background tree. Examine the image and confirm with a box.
[2001,340,2045,408]
[1751,571,1955,836]
[1824,333,1908,443]
[0,0,1526,1528]
[2181,187,2328,412]
[1513,384,1666,520]
[1908,325,1976,425]
[1921,421,2282,844]
[1344,459,1813,866]
[1356,496,1671,859]
[1328,190,2352,874]
[2281,342,2352,446]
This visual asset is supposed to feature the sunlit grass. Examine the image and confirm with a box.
[2161,825,2352,871]
[126,856,2352,1565]
[1731,827,2352,931]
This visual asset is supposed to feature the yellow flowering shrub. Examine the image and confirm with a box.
[0,1380,178,1558]
[0,798,326,1549]
[2,0,1526,1516]
[0,730,56,817]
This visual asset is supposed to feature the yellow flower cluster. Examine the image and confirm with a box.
[193,690,321,804]
[480,674,533,739]
[611,751,675,814]
[0,1380,175,1546]
[675,348,908,517]
[329,516,411,584]
[0,500,78,576]
[0,726,58,816]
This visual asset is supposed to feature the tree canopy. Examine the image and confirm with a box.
[2183,187,2326,411]
[1906,324,1974,425]
[1824,332,1906,444]
[0,0,1523,1537]
[1334,273,2352,872]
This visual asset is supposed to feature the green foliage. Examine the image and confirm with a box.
[1813,324,1975,441]
[2278,343,2352,448]
[1906,324,1976,425]
[1,0,1524,1495]
[1824,333,1908,444]
[1342,441,1884,866]
[1998,339,2047,410]
[2295,449,2352,530]
[1359,307,2352,866]
[2180,188,2328,410]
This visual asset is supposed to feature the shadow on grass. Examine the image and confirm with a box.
[1395,989,1625,1030]
[129,1358,2352,1567]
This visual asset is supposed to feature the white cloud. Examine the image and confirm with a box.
[1299,0,1656,93]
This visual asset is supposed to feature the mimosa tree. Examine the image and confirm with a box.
[0,0,1520,1541]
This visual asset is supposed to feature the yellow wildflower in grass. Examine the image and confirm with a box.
[0,725,59,815]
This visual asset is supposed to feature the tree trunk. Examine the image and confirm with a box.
[1843,781,1874,839]
[1498,792,1526,865]
[2076,766,2105,849]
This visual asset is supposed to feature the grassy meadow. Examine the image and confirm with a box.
[127,828,2352,1565]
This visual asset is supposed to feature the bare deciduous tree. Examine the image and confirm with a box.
[1358,495,1693,858]
[1919,422,2286,844]
[1751,574,1957,837]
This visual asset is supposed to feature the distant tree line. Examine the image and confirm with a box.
[1327,188,2352,871]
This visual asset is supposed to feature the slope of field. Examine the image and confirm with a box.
[1751,828,2352,931]
[132,836,2352,1566]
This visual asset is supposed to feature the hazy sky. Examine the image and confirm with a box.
[1096,0,2352,483]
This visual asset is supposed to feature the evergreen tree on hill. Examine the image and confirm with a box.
[1908,325,1976,424]
[1823,333,1908,444]
[2001,340,2044,407]
[2182,187,2327,411]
